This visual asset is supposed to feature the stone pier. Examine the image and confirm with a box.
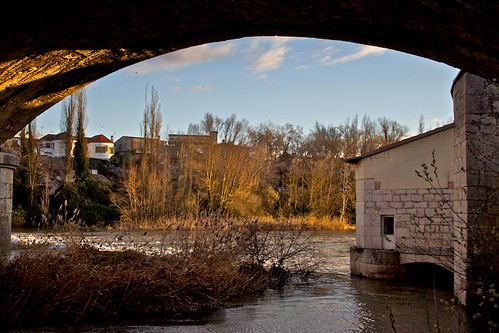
[451,72,499,305]
[0,147,19,268]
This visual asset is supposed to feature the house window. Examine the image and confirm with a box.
[95,146,106,153]
[382,216,395,235]
[107,147,113,154]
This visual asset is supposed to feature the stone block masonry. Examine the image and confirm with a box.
[355,178,454,253]
[0,148,19,268]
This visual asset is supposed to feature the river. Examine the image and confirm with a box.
[10,230,467,333]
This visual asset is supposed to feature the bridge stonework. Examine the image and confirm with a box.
[452,72,499,305]
[0,148,18,268]
[1,1,499,142]
[350,72,499,306]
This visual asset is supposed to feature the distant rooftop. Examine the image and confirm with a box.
[39,132,74,141]
[87,134,113,143]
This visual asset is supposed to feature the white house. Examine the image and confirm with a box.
[38,132,75,158]
[87,134,114,160]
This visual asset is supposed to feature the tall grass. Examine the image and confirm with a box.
[117,213,355,231]
[245,215,355,231]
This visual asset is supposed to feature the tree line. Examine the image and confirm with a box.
[119,87,410,228]
[10,87,413,228]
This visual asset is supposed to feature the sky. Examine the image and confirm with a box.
[36,37,460,140]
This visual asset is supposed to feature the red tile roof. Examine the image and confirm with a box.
[87,134,113,143]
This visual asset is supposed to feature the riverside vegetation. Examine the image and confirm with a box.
[10,87,412,230]
[1,88,416,328]
[0,217,322,328]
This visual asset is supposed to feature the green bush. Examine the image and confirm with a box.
[51,179,120,226]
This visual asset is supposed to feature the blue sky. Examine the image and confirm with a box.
[37,37,459,140]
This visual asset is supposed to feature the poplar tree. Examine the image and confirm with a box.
[72,90,89,182]
[61,94,76,183]
[19,121,39,226]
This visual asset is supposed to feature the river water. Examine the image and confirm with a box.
[11,230,467,333]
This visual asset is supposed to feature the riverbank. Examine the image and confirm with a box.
[1,221,323,329]
[114,215,356,232]
[0,244,269,328]
[3,231,469,332]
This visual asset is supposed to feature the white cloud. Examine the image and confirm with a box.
[295,65,310,71]
[170,85,213,92]
[251,47,289,72]
[320,45,387,66]
[311,43,339,60]
[129,42,235,74]
[245,37,291,75]
[188,85,212,92]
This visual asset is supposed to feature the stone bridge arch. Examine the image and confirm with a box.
[402,262,455,288]
[400,254,454,275]
[1,1,499,141]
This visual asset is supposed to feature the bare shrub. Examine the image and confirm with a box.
[0,215,322,327]
[0,242,266,327]
[239,219,324,285]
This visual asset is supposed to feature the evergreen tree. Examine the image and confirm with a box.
[72,89,89,182]
[17,121,39,226]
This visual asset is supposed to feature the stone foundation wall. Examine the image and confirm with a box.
[350,247,406,279]
[355,178,454,253]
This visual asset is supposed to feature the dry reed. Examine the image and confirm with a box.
[0,216,322,328]
[0,236,267,327]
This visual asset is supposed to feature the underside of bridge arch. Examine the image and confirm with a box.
[1,1,499,141]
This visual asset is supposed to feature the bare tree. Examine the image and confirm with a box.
[418,114,425,134]
[377,116,408,145]
[61,94,77,183]
[187,124,201,135]
[141,85,163,171]
[304,122,342,158]
[360,115,379,155]
[201,113,224,133]
[120,85,171,227]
